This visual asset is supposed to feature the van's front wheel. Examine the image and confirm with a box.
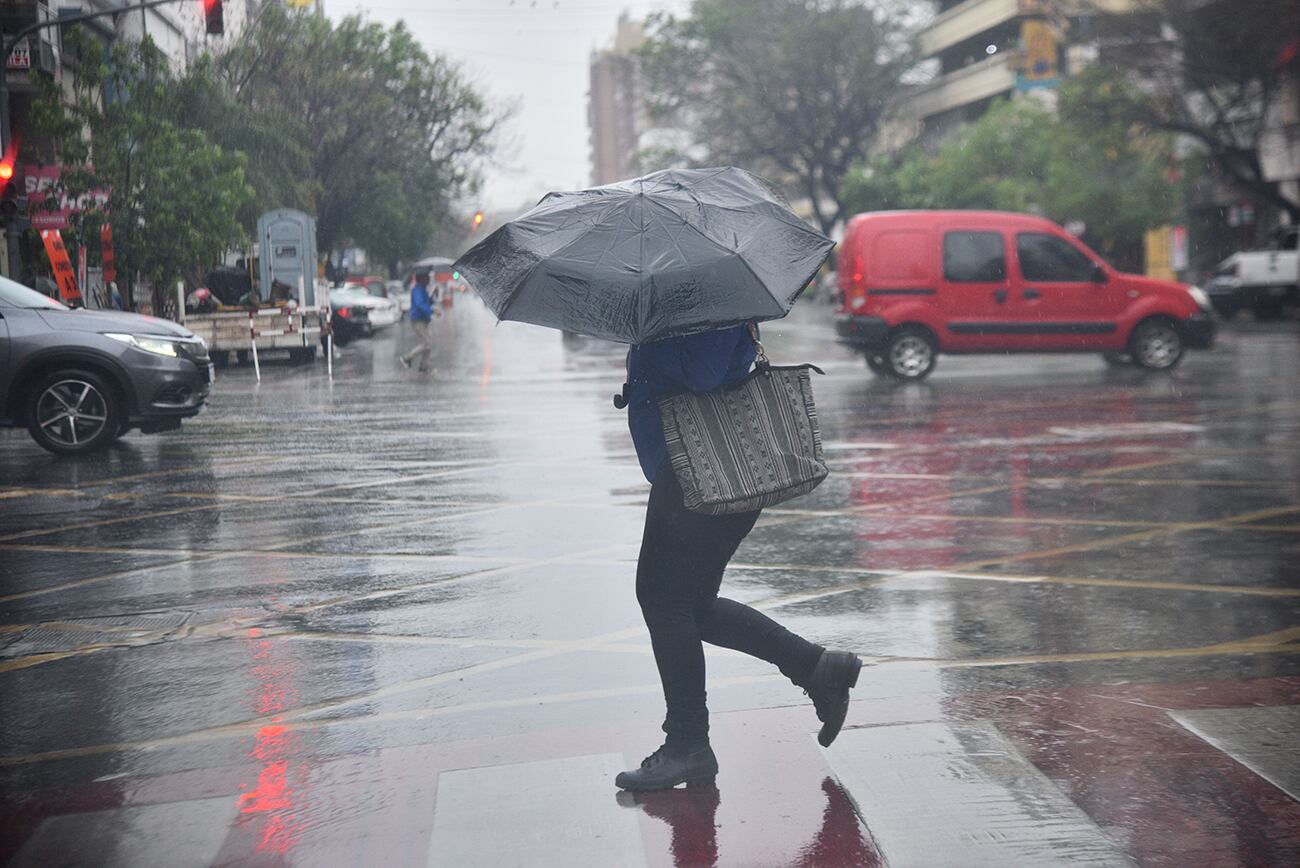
[1129,319,1184,370]
[884,327,937,380]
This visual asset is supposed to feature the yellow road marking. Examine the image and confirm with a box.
[0,503,229,542]
[1083,458,1187,477]
[0,556,230,604]
[3,633,1296,768]
[930,570,1300,598]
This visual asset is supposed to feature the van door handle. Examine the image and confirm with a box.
[1023,289,1041,300]
[993,289,1008,304]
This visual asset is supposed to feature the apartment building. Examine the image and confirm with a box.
[903,0,1137,143]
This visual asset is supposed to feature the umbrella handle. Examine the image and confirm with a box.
[747,322,770,368]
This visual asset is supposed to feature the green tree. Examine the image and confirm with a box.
[1075,0,1300,221]
[638,0,915,235]
[219,5,504,271]
[27,33,254,311]
[843,75,1180,269]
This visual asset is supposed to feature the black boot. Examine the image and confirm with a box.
[615,743,718,791]
[801,650,862,747]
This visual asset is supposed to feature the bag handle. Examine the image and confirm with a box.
[747,322,770,368]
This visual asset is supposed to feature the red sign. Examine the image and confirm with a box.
[101,223,116,284]
[7,40,30,70]
[22,164,110,230]
[40,229,83,307]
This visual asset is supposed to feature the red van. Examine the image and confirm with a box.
[834,211,1215,379]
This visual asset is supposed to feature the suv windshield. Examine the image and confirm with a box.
[0,276,68,310]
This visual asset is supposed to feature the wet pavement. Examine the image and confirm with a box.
[1,298,1298,866]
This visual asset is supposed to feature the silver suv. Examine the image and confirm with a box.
[0,276,212,455]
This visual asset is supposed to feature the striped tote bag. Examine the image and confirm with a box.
[657,362,829,515]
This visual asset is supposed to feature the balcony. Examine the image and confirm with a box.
[919,0,1022,58]
[903,53,1017,120]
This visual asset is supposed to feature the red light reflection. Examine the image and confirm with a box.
[236,622,306,856]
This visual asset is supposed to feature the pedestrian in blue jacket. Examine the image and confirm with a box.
[614,324,862,791]
[400,271,435,372]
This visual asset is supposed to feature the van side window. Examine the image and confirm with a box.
[944,232,1005,282]
[1017,233,1097,282]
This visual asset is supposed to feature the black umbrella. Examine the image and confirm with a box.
[454,167,834,344]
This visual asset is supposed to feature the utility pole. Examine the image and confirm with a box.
[0,0,191,277]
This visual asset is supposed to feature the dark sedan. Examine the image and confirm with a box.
[0,277,212,454]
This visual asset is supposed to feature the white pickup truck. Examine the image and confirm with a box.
[1207,225,1299,319]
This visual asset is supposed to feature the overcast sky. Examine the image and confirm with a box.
[336,0,690,215]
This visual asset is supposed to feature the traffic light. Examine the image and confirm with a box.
[471,210,484,231]
[0,157,26,228]
[203,0,223,35]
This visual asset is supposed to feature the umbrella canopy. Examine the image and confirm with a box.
[454,167,834,344]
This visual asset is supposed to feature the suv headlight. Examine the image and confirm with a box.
[104,332,181,357]
[1187,286,1211,311]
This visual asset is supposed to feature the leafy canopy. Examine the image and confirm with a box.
[843,71,1181,268]
[638,0,914,234]
[28,33,254,307]
[219,5,505,267]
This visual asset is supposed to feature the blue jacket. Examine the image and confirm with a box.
[626,325,756,483]
[410,283,434,321]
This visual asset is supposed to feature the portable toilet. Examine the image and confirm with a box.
[257,209,319,307]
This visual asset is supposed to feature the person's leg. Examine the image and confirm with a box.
[400,320,422,364]
[697,597,823,685]
[634,472,719,749]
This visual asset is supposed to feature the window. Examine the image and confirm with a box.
[1271,228,1298,251]
[1017,233,1098,282]
[943,231,1005,282]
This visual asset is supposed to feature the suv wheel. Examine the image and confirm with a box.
[26,369,122,455]
[1129,319,1183,370]
[884,327,937,380]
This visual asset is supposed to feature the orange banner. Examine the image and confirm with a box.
[40,229,83,307]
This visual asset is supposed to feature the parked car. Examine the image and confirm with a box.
[386,280,410,314]
[0,276,212,454]
[834,211,1215,379]
[327,293,371,345]
[1206,225,1299,320]
[335,285,400,330]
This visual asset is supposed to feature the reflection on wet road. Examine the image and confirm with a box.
[2,299,1298,866]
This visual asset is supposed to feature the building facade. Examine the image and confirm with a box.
[903,0,1139,143]
[0,0,260,280]
[587,14,645,186]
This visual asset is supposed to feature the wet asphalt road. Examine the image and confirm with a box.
[1,297,1299,867]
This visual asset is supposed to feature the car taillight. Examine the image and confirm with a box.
[338,307,351,318]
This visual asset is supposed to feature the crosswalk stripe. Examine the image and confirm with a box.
[8,796,237,868]
[1169,705,1300,801]
[427,753,647,868]
[822,721,1135,867]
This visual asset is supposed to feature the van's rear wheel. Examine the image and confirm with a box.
[884,327,937,380]
[1129,319,1183,370]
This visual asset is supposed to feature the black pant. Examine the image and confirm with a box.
[636,468,824,746]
